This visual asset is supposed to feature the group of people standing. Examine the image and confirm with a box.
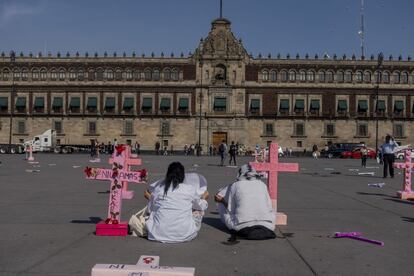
[133,162,275,243]
[218,140,238,166]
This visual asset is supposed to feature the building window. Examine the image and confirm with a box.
[87,97,98,113]
[161,121,170,135]
[88,69,95,81]
[250,99,260,114]
[336,71,344,82]
[178,98,189,113]
[264,123,274,136]
[318,71,325,82]
[401,72,408,84]
[163,69,171,81]
[393,124,404,138]
[52,97,63,113]
[34,97,45,113]
[0,97,9,113]
[213,97,226,112]
[69,97,81,113]
[69,69,76,80]
[105,69,114,80]
[104,97,115,113]
[115,69,122,81]
[13,69,20,80]
[279,99,289,114]
[357,123,368,137]
[133,69,141,80]
[269,70,277,82]
[2,69,10,81]
[96,69,104,81]
[326,123,335,136]
[160,98,171,113]
[141,97,153,113]
[289,70,296,81]
[262,70,269,81]
[280,70,288,82]
[124,121,133,135]
[152,69,160,81]
[123,97,134,112]
[297,141,302,147]
[88,121,97,135]
[345,71,352,83]
[54,121,63,134]
[376,100,386,115]
[394,100,404,115]
[171,69,179,81]
[393,72,400,84]
[295,122,305,136]
[18,121,26,134]
[58,69,66,81]
[15,97,26,113]
[144,69,152,81]
[337,99,348,114]
[32,69,39,80]
[125,70,133,80]
[382,72,390,83]
[299,70,306,82]
[357,100,368,115]
[309,99,320,115]
[40,69,47,81]
[307,71,315,82]
[355,71,363,83]
[51,69,58,81]
[326,71,334,82]
[364,71,371,83]
[294,99,305,114]
[78,69,85,81]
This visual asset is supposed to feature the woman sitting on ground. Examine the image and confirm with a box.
[215,164,276,240]
[144,162,209,243]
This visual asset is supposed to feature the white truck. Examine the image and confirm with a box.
[0,129,91,154]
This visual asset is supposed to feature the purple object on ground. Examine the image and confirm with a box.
[334,232,384,246]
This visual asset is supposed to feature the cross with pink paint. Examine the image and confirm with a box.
[393,150,414,200]
[85,145,147,236]
[249,142,299,225]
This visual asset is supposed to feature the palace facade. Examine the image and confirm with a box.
[1,18,414,151]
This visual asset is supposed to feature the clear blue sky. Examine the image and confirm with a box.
[1,0,413,57]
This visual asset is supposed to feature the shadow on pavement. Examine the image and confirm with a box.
[70,217,102,224]
[402,216,414,223]
[356,192,394,198]
[385,198,414,205]
[202,217,230,233]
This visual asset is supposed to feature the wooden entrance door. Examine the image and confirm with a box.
[213,132,227,150]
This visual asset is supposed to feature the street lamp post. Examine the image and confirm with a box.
[375,52,384,154]
[197,60,203,156]
[8,50,16,146]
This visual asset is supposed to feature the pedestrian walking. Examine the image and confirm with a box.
[218,140,227,166]
[361,146,368,167]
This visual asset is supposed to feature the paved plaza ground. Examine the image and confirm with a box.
[0,153,413,276]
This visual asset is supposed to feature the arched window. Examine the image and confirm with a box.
[96,68,104,81]
[58,68,66,81]
[124,69,133,80]
[364,71,371,83]
[289,70,296,81]
[269,70,277,82]
[21,68,28,81]
[88,69,95,81]
[318,70,325,82]
[280,70,288,82]
[40,68,47,81]
[401,72,408,84]
[133,69,141,80]
[163,68,171,81]
[299,70,306,82]
[345,70,352,82]
[77,69,84,81]
[355,71,363,82]
[144,68,152,81]
[336,71,344,82]
[32,68,39,81]
[69,69,76,80]
[2,68,10,81]
[307,71,315,82]
[382,71,390,83]
[392,71,400,83]
[152,69,160,81]
[374,71,381,83]
[50,69,58,81]
[13,68,20,80]
[262,70,269,81]
[105,69,114,80]
[115,69,122,81]
[326,71,334,82]
[171,69,179,81]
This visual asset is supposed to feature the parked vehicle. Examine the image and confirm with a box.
[321,143,365,158]
[395,150,414,160]
[341,147,376,159]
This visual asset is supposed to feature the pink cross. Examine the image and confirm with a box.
[26,145,35,162]
[109,145,142,199]
[249,143,299,225]
[85,145,147,236]
[393,150,414,200]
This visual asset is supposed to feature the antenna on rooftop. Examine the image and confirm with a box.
[358,0,365,57]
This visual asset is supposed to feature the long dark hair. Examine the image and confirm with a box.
[163,162,185,196]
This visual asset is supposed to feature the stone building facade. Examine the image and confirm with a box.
[1,18,414,152]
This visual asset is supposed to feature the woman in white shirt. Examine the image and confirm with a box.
[215,164,276,240]
[145,162,209,243]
